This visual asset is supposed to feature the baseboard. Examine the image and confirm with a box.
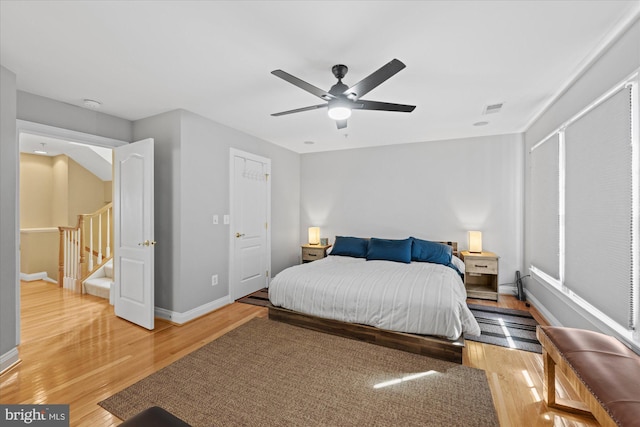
[20,272,57,283]
[20,271,47,281]
[155,295,233,325]
[0,347,20,374]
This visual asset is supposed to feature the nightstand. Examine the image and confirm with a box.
[301,244,332,263]
[460,250,499,301]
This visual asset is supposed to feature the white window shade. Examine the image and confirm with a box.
[564,86,633,328]
[530,134,561,280]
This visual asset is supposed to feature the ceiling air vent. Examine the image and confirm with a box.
[482,103,503,115]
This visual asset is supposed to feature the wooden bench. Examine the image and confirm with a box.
[537,326,640,426]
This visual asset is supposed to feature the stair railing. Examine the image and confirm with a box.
[58,203,113,293]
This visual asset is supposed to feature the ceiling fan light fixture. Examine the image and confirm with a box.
[327,105,351,120]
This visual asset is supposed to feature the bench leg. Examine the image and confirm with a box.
[542,348,593,417]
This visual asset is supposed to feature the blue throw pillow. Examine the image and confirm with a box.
[366,237,412,264]
[410,238,452,265]
[330,236,369,258]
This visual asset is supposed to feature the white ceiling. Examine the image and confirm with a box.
[2,1,639,154]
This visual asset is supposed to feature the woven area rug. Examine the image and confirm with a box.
[465,304,542,353]
[100,318,498,426]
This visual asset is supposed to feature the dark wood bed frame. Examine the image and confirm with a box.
[268,241,465,364]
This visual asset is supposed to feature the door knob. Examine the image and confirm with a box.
[138,240,157,246]
[236,232,245,238]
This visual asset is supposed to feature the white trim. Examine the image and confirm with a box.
[16,120,128,148]
[0,347,20,374]
[530,131,557,153]
[154,295,232,325]
[530,265,563,292]
[530,274,640,353]
[630,78,640,333]
[558,130,566,285]
[20,272,47,282]
[228,148,272,301]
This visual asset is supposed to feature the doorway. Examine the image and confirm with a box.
[15,120,128,341]
[229,148,271,300]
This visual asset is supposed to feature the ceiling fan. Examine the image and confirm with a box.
[270,59,416,129]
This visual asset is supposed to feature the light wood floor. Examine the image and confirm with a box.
[1,281,598,426]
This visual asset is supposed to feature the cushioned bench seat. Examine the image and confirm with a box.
[537,326,640,427]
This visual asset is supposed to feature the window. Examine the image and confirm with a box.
[530,133,560,283]
[530,71,639,343]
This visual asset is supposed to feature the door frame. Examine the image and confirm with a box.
[15,120,127,343]
[228,148,271,300]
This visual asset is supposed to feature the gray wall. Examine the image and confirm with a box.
[524,18,640,333]
[17,91,133,142]
[134,110,300,314]
[132,110,183,311]
[1,66,18,361]
[300,133,524,288]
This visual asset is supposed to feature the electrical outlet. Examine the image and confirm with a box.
[212,274,218,286]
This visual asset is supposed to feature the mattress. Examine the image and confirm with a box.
[269,255,481,340]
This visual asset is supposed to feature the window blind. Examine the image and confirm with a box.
[530,133,561,280]
[564,86,633,328]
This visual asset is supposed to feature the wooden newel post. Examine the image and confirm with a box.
[58,227,65,287]
[78,215,87,285]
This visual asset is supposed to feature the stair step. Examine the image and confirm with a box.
[83,277,112,300]
[104,261,113,278]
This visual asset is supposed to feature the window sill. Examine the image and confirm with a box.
[530,267,640,354]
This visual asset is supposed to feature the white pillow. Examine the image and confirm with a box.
[451,255,465,274]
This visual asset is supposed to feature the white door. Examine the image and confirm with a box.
[113,138,155,330]
[230,149,271,300]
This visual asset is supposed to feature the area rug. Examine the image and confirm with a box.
[100,318,498,426]
[465,304,542,353]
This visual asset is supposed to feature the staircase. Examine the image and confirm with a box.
[58,203,112,293]
[83,259,114,303]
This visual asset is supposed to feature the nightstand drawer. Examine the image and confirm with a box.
[466,259,498,275]
[302,247,325,261]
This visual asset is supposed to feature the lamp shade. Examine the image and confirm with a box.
[468,231,482,253]
[308,227,320,245]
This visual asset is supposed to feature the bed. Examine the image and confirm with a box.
[268,237,481,363]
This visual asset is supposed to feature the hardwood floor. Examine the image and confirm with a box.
[1,282,598,426]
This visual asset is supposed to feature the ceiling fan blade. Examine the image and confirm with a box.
[271,70,335,101]
[355,100,416,113]
[343,59,406,99]
[271,104,327,117]
[336,120,348,129]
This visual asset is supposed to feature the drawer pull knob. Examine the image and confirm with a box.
[475,264,488,268]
